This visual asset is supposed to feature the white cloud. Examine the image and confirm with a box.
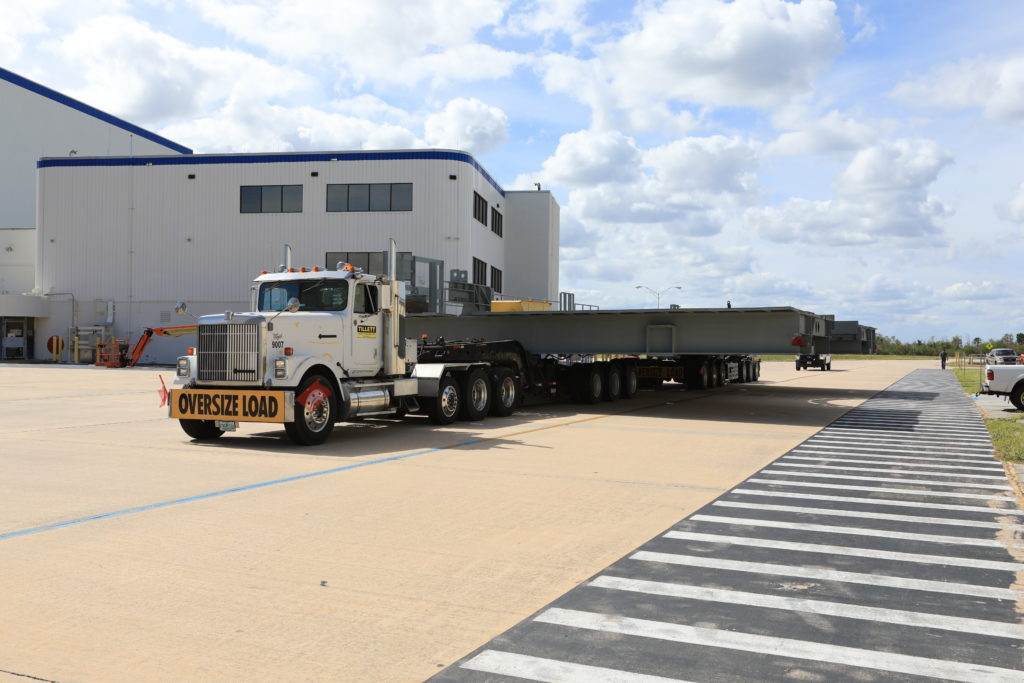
[0,0,126,63]
[59,15,313,125]
[189,0,524,87]
[996,182,1024,224]
[538,0,843,130]
[940,281,1000,300]
[502,0,595,46]
[765,109,879,156]
[424,98,509,155]
[541,129,642,187]
[891,54,1024,121]
[751,139,954,245]
[724,272,815,304]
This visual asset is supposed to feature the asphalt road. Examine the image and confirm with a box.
[2,359,1014,682]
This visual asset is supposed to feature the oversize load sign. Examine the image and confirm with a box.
[170,389,291,423]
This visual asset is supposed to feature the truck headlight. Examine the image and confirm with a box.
[176,357,190,378]
[274,357,287,379]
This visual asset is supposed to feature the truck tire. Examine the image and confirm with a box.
[461,368,491,421]
[713,361,725,388]
[179,419,224,440]
[605,362,622,401]
[795,362,801,371]
[576,364,603,404]
[285,373,337,446]
[737,361,748,383]
[621,362,639,399]
[427,372,461,425]
[489,368,520,417]
[753,362,761,381]
[1011,383,1024,411]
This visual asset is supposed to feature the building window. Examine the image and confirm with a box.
[490,208,503,237]
[240,185,302,213]
[472,257,487,286]
[327,183,412,212]
[473,192,488,225]
[490,266,503,293]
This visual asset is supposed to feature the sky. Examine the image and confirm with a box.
[3,0,1023,343]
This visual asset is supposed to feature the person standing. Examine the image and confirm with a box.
[940,349,947,370]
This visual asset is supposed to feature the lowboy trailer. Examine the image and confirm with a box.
[169,244,835,446]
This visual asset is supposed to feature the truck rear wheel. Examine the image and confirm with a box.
[427,372,461,425]
[489,368,520,417]
[605,363,622,401]
[285,373,337,446]
[461,368,491,421]
[621,362,639,399]
[179,419,224,441]
[1011,384,1024,411]
[576,364,603,404]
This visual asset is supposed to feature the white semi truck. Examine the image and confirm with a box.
[170,247,833,446]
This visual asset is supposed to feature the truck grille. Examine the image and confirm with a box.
[197,322,262,383]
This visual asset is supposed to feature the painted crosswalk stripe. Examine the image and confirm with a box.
[746,478,1018,501]
[712,500,1019,530]
[827,423,990,434]
[534,608,1023,682]
[662,530,1024,571]
[630,550,1019,600]
[783,455,1003,472]
[795,444,995,458]
[804,437,995,452]
[791,448,996,463]
[819,428,992,443]
[759,469,1011,490]
[588,575,1024,639]
[771,462,1008,480]
[732,487,1024,514]
[460,650,689,682]
[691,514,1005,547]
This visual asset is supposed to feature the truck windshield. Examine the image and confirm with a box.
[258,280,349,312]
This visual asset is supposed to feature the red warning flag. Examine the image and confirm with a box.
[158,375,168,408]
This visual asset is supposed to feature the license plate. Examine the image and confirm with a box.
[170,389,294,423]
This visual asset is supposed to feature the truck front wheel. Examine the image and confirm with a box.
[1011,384,1024,411]
[285,374,337,446]
[427,373,461,425]
[179,419,224,440]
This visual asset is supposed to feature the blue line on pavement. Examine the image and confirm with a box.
[0,446,446,542]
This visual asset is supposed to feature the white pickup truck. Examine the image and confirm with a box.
[981,365,1024,410]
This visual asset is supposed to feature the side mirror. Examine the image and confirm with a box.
[174,301,188,316]
[285,297,300,313]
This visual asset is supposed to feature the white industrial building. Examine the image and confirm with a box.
[35,150,559,363]
[0,66,191,359]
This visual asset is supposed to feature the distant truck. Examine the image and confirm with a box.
[985,348,1020,365]
[169,244,839,446]
[981,365,1024,410]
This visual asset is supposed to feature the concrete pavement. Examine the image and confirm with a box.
[0,360,941,681]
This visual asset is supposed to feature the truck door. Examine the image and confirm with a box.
[350,282,383,376]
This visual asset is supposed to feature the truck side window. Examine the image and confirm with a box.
[355,284,379,314]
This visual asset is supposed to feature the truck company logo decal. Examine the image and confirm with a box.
[357,325,377,338]
[170,390,288,423]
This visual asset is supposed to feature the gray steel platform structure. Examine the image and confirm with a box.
[407,306,831,357]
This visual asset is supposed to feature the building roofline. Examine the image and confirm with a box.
[37,148,505,196]
[1,67,193,155]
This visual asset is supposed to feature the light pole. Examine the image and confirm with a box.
[635,285,681,309]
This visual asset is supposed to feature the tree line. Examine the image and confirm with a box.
[875,333,1024,356]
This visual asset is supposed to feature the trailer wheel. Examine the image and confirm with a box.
[827,362,832,371]
[576,364,603,404]
[621,362,639,399]
[795,362,801,371]
[605,363,622,401]
[461,368,491,421]
[489,368,520,417]
[427,372,461,425]
[714,361,726,388]
[285,373,337,446]
[1010,384,1024,411]
[179,419,224,441]
[753,362,761,381]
